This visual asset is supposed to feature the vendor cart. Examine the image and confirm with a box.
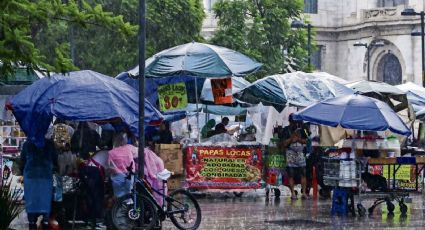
[321,148,412,216]
[321,153,365,216]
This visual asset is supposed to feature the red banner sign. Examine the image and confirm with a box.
[185,145,263,189]
[211,78,233,104]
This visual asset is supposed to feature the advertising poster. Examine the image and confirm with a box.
[370,165,421,191]
[264,145,285,186]
[211,78,233,104]
[185,145,263,189]
[158,82,188,111]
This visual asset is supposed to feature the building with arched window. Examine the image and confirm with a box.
[303,0,423,85]
[202,0,425,85]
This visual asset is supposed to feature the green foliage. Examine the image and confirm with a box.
[211,0,315,80]
[0,0,136,76]
[0,181,24,230]
[33,0,206,77]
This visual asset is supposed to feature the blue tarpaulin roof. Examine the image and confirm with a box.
[9,70,163,147]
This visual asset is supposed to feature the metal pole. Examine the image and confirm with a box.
[421,12,425,87]
[367,45,370,81]
[195,78,200,143]
[307,24,312,69]
[138,0,146,178]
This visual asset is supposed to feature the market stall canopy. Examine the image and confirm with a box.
[234,71,353,112]
[292,94,411,136]
[396,82,425,98]
[0,66,40,85]
[8,70,163,147]
[311,72,349,84]
[128,42,263,78]
[415,107,425,120]
[346,80,408,112]
[396,82,425,119]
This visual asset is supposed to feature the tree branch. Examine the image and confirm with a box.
[253,0,265,18]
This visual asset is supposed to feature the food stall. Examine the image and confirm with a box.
[293,94,414,216]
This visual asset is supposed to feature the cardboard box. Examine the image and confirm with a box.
[155,144,184,175]
[156,144,181,150]
[167,175,185,191]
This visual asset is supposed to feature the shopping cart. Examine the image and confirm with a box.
[322,156,366,216]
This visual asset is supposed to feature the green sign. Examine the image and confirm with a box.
[266,154,286,169]
[158,82,188,111]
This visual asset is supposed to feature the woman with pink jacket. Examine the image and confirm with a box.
[108,132,137,198]
[108,131,167,205]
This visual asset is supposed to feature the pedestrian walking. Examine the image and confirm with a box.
[280,114,308,200]
[20,138,58,230]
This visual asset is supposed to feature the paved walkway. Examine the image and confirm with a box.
[164,189,425,230]
[10,188,425,229]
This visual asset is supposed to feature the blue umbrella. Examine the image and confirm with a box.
[235,71,353,112]
[8,70,163,147]
[128,42,262,78]
[292,94,411,136]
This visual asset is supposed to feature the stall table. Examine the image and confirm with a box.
[368,156,425,191]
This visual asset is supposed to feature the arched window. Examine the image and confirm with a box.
[376,53,402,85]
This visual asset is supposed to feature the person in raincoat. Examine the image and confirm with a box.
[107,132,137,198]
[20,137,58,230]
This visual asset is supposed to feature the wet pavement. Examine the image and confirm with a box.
[161,189,425,230]
[10,188,425,229]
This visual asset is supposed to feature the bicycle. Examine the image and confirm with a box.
[112,163,202,230]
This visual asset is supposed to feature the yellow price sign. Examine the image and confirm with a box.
[158,82,188,111]
[382,165,412,180]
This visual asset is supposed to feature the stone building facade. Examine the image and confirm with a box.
[202,0,425,85]
[310,0,424,84]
